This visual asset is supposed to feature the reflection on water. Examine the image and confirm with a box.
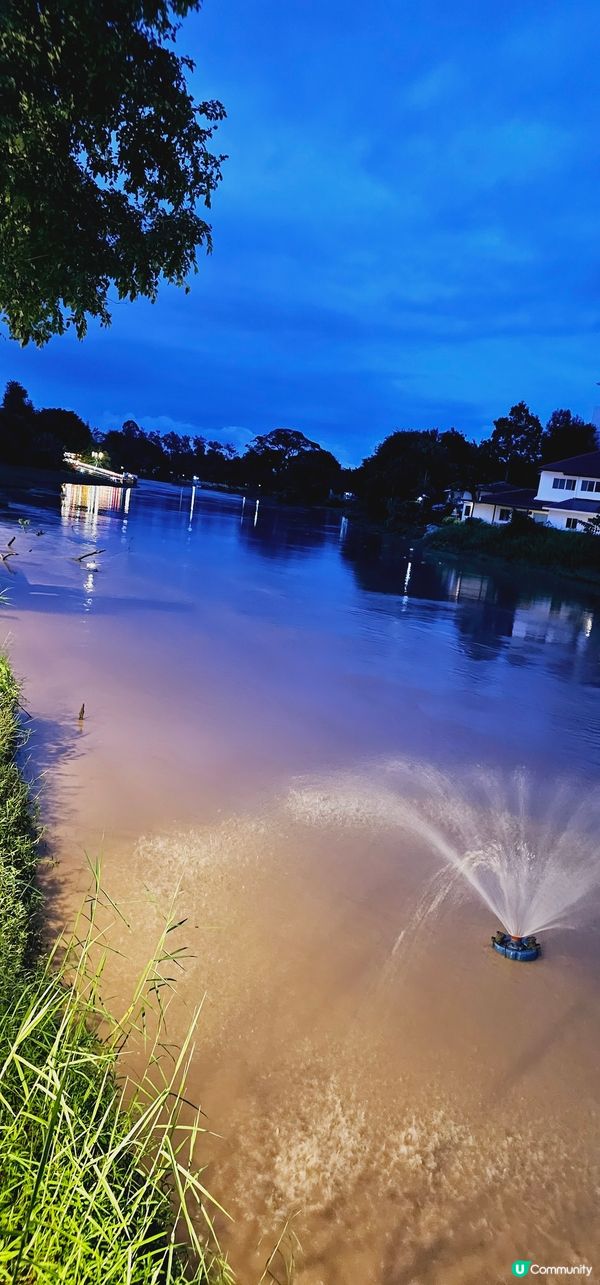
[60,481,131,536]
[1,478,600,1283]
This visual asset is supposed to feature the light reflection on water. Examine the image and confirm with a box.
[1,478,600,1282]
[1,478,599,770]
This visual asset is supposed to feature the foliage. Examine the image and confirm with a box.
[241,429,340,500]
[0,381,92,467]
[0,895,234,1284]
[488,402,543,485]
[425,516,600,581]
[0,653,40,994]
[0,0,226,345]
[541,409,598,463]
[352,427,481,523]
[36,408,92,455]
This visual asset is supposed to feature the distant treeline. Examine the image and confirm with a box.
[1,380,597,517]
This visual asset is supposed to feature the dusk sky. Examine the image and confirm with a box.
[2,0,600,465]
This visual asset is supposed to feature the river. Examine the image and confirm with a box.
[2,476,600,1284]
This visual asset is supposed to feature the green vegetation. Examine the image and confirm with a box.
[0,656,232,1284]
[0,655,40,993]
[426,516,600,583]
[0,1,225,346]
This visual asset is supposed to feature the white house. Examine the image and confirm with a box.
[460,450,600,531]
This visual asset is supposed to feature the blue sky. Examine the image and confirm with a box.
[2,0,600,465]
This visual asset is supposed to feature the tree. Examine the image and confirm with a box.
[36,408,92,454]
[163,432,194,475]
[0,380,36,463]
[0,1,226,345]
[488,402,543,485]
[1,380,33,418]
[541,409,598,463]
[280,446,341,502]
[354,429,443,521]
[241,429,323,489]
[101,420,166,476]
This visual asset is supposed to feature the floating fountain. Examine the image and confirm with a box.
[490,930,540,962]
[288,762,600,961]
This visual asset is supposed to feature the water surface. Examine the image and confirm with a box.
[2,478,600,1284]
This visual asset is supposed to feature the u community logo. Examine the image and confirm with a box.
[512,1263,592,1278]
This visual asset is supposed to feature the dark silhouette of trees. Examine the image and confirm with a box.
[36,409,92,455]
[541,410,598,463]
[352,427,480,522]
[0,0,225,345]
[2,377,599,519]
[0,381,91,467]
[240,429,340,500]
[487,402,543,485]
[0,382,36,464]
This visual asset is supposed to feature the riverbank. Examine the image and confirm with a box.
[0,656,231,1284]
[425,518,600,587]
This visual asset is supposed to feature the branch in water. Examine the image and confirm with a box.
[71,549,106,563]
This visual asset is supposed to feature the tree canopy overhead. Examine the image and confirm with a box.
[0,0,226,345]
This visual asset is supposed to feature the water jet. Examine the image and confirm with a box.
[289,764,600,954]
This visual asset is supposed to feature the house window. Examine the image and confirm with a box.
[552,477,576,490]
[463,503,472,518]
[581,479,600,492]
[498,508,511,522]
[565,517,580,530]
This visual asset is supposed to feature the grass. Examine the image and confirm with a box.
[0,655,234,1285]
[425,516,600,584]
[0,655,40,992]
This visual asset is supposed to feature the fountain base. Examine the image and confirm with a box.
[491,931,541,962]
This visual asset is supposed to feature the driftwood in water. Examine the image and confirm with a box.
[71,548,106,563]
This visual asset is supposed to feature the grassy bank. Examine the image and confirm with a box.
[0,657,232,1284]
[425,518,600,585]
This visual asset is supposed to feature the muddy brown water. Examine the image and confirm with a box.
[2,477,600,1284]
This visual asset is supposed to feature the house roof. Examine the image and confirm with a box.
[540,497,600,514]
[541,449,600,478]
[475,487,600,516]
[477,487,536,507]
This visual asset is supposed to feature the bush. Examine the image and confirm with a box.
[425,517,600,579]
[0,655,40,990]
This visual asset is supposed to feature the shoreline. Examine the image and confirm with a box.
[424,520,600,593]
[0,652,231,1283]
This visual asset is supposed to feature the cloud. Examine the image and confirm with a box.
[2,0,600,464]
